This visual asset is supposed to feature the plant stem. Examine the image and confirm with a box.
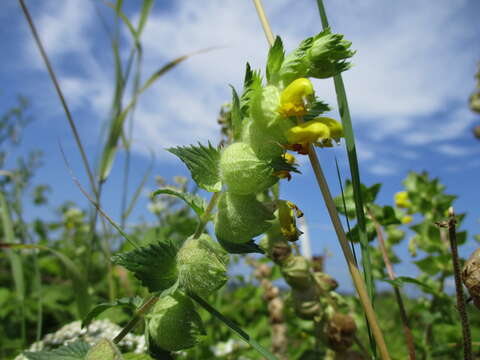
[367,208,416,360]
[112,190,221,343]
[445,207,473,360]
[113,295,158,344]
[250,1,389,358]
[306,145,390,360]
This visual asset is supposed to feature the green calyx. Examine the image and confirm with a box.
[215,191,274,243]
[219,142,278,195]
[147,291,205,352]
[250,85,282,127]
[177,234,229,297]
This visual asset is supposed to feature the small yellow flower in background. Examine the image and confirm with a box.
[394,191,411,208]
[401,215,413,224]
[278,78,314,117]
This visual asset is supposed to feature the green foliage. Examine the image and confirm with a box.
[85,339,123,360]
[24,341,90,360]
[82,297,143,328]
[168,143,222,192]
[266,36,285,85]
[152,188,206,219]
[113,240,180,293]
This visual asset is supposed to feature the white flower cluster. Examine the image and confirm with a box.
[14,319,146,359]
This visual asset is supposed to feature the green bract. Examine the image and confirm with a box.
[250,85,282,127]
[242,119,293,160]
[177,234,229,297]
[219,142,277,195]
[147,291,205,352]
[215,192,274,243]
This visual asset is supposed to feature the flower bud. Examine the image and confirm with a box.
[177,234,229,297]
[147,292,205,352]
[463,248,480,309]
[313,272,338,292]
[215,192,274,243]
[219,142,278,195]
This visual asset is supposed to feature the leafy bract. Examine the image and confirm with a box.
[168,142,222,192]
[266,36,284,85]
[303,100,331,121]
[85,339,123,360]
[230,86,243,141]
[113,240,180,292]
[240,63,262,118]
[217,237,265,254]
[82,296,143,328]
[152,188,206,219]
[24,341,90,360]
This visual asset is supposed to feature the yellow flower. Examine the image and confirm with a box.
[285,120,330,145]
[283,152,296,164]
[278,200,303,242]
[277,78,314,117]
[394,191,411,208]
[315,117,343,145]
[401,215,413,224]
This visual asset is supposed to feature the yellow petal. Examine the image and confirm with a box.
[401,215,413,224]
[283,153,296,164]
[394,191,411,208]
[315,117,343,142]
[278,78,314,117]
[285,120,330,144]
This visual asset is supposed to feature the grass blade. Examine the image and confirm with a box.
[0,190,26,345]
[189,291,279,360]
[0,242,90,319]
[18,0,97,197]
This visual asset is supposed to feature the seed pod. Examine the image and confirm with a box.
[147,291,205,352]
[291,286,321,320]
[177,234,229,297]
[313,272,338,292]
[281,255,311,290]
[463,248,480,309]
[215,191,274,243]
[219,142,278,195]
[324,313,357,352]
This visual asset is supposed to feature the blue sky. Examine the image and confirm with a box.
[1,0,480,292]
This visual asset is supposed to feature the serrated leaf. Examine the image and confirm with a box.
[266,36,284,84]
[240,63,262,117]
[269,156,301,174]
[303,100,331,121]
[24,341,90,360]
[167,142,222,192]
[152,189,205,218]
[278,36,314,85]
[85,339,122,360]
[230,86,242,141]
[82,296,143,328]
[217,237,265,254]
[113,240,180,292]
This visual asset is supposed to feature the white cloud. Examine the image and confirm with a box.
[437,144,479,157]
[368,163,399,176]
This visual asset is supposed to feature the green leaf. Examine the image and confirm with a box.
[82,296,143,328]
[240,63,262,117]
[24,341,90,360]
[230,86,243,141]
[266,36,284,84]
[303,100,331,121]
[113,240,180,292]
[279,36,313,85]
[152,188,206,218]
[415,254,452,276]
[381,276,435,293]
[217,237,265,254]
[85,339,123,360]
[269,156,301,174]
[168,142,222,192]
[123,354,155,360]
